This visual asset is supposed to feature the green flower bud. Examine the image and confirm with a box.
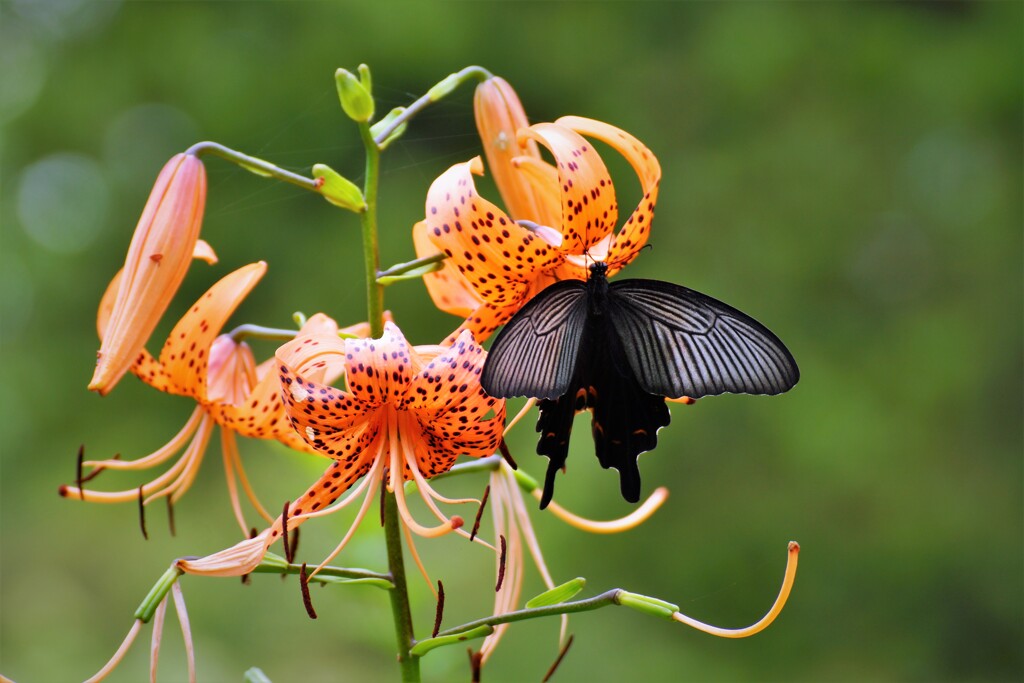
[335,68,374,122]
[617,591,679,620]
[369,107,409,149]
[312,164,366,212]
[427,71,462,102]
[357,63,372,94]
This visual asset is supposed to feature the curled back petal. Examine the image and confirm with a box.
[218,314,350,452]
[343,322,415,406]
[90,154,207,396]
[402,329,495,416]
[277,357,379,461]
[557,116,661,273]
[519,123,618,255]
[413,220,482,318]
[158,262,267,400]
[506,156,562,237]
[424,158,560,308]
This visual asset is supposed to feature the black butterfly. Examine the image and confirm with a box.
[481,261,799,508]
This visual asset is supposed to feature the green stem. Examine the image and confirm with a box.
[376,252,447,280]
[228,324,298,343]
[357,118,420,682]
[372,66,493,146]
[358,123,385,339]
[134,565,184,622]
[432,589,624,639]
[185,141,320,191]
[384,493,419,681]
[251,553,393,588]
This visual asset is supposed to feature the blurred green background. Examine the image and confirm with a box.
[1,1,1020,681]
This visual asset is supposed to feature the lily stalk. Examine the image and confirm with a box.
[355,82,419,681]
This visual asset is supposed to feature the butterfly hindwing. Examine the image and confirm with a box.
[481,280,589,400]
[535,313,670,507]
[606,279,799,399]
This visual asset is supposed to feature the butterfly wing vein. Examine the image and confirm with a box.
[608,279,799,398]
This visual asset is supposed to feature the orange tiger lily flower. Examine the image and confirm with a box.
[63,262,365,535]
[90,153,208,396]
[179,322,505,580]
[415,80,660,343]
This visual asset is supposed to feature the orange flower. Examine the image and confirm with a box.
[414,78,660,343]
[63,262,364,535]
[90,153,208,396]
[180,322,505,579]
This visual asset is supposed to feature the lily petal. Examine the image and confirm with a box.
[518,123,618,254]
[157,262,267,400]
[413,221,482,318]
[558,116,661,273]
[424,158,560,308]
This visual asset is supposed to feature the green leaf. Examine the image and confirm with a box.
[312,575,394,590]
[526,577,587,609]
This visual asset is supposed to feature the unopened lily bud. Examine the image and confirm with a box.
[427,71,462,102]
[335,68,374,122]
[370,107,408,149]
[474,77,554,225]
[312,164,366,211]
[89,153,206,395]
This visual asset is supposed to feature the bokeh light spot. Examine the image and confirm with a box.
[17,153,110,254]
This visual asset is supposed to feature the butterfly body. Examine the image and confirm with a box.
[482,263,798,507]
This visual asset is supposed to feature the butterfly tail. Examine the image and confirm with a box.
[536,395,577,508]
[589,348,671,503]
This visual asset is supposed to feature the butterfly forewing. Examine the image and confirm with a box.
[481,280,589,400]
[607,279,799,399]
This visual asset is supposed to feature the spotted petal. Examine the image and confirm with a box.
[413,220,482,318]
[558,116,661,273]
[343,322,415,406]
[519,123,618,255]
[157,262,267,400]
[424,158,560,308]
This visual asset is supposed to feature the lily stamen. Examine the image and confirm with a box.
[306,457,385,581]
[83,410,204,472]
[84,620,143,683]
[671,541,800,638]
[539,486,669,534]
[292,444,385,524]
[502,398,536,436]
[389,414,462,539]
[402,519,437,595]
[171,584,196,683]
